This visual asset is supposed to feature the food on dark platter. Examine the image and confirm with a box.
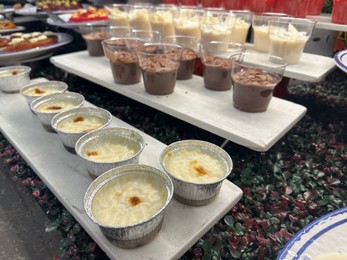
[69,7,108,22]
[0,20,17,30]
[0,32,58,52]
[35,0,81,11]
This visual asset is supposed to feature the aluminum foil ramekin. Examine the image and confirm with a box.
[30,92,85,132]
[160,140,233,206]
[0,65,31,93]
[84,164,174,248]
[51,107,113,153]
[75,127,146,178]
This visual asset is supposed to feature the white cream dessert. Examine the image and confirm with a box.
[22,86,64,97]
[230,17,250,44]
[129,8,152,32]
[269,24,309,64]
[0,69,24,77]
[174,12,201,40]
[200,15,234,45]
[150,11,175,40]
[82,135,140,163]
[253,25,270,53]
[108,7,130,27]
[35,99,79,113]
[163,147,227,183]
[57,115,108,133]
[91,174,168,226]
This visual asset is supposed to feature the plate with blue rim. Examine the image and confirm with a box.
[277,207,347,259]
[334,50,347,74]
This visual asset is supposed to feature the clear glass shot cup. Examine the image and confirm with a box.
[164,35,199,80]
[201,41,245,91]
[102,37,146,85]
[79,24,110,57]
[173,6,204,42]
[230,10,252,44]
[268,17,316,65]
[199,10,236,46]
[104,4,131,27]
[137,43,182,95]
[252,12,290,53]
[230,52,287,112]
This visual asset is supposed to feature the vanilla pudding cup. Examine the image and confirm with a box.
[269,17,315,64]
[200,10,236,46]
[229,10,252,44]
[149,6,176,40]
[104,4,131,27]
[252,13,290,53]
[128,5,153,34]
[173,7,203,41]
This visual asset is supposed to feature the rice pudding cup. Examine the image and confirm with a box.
[75,127,146,178]
[51,107,113,153]
[84,164,174,248]
[30,92,85,132]
[0,65,31,93]
[20,81,68,105]
[160,140,233,206]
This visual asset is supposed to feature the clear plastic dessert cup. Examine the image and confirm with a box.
[164,35,199,80]
[173,6,204,42]
[102,37,146,85]
[104,4,131,27]
[128,4,153,32]
[131,29,161,42]
[200,10,236,46]
[230,52,287,112]
[252,12,290,53]
[201,41,245,91]
[79,24,110,57]
[230,10,252,44]
[149,6,176,41]
[137,43,182,95]
[269,17,316,65]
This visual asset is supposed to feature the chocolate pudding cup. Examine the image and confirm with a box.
[202,56,232,91]
[110,60,141,84]
[177,48,197,80]
[230,53,287,113]
[138,43,182,95]
[84,37,104,57]
[102,38,145,85]
[142,69,177,95]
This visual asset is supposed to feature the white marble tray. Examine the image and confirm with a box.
[50,51,308,152]
[0,79,243,260]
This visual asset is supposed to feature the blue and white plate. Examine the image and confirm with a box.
[334,50,347,74]
[277,207,347,260]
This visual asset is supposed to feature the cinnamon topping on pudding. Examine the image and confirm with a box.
[34,88,45,94]
[73,116,84,123]
[47,106,62,110]
[87,151,98,156]
[128,195,142,206]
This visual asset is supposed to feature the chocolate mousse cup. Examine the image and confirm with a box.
[80,25,110,57]
[177,48,197,80]
[230,53,287,112]
[138,43,182,95]
[202,56,232,91]
[102,38,145,85]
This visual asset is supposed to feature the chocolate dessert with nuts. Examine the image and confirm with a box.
[140,55,179,95]
[202,56,232,91]
[232,68,280,112]
[103,39,141,84]
[177,48,197,80]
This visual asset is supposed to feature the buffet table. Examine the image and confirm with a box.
[0,79,243,260]
[50,51,308,152]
